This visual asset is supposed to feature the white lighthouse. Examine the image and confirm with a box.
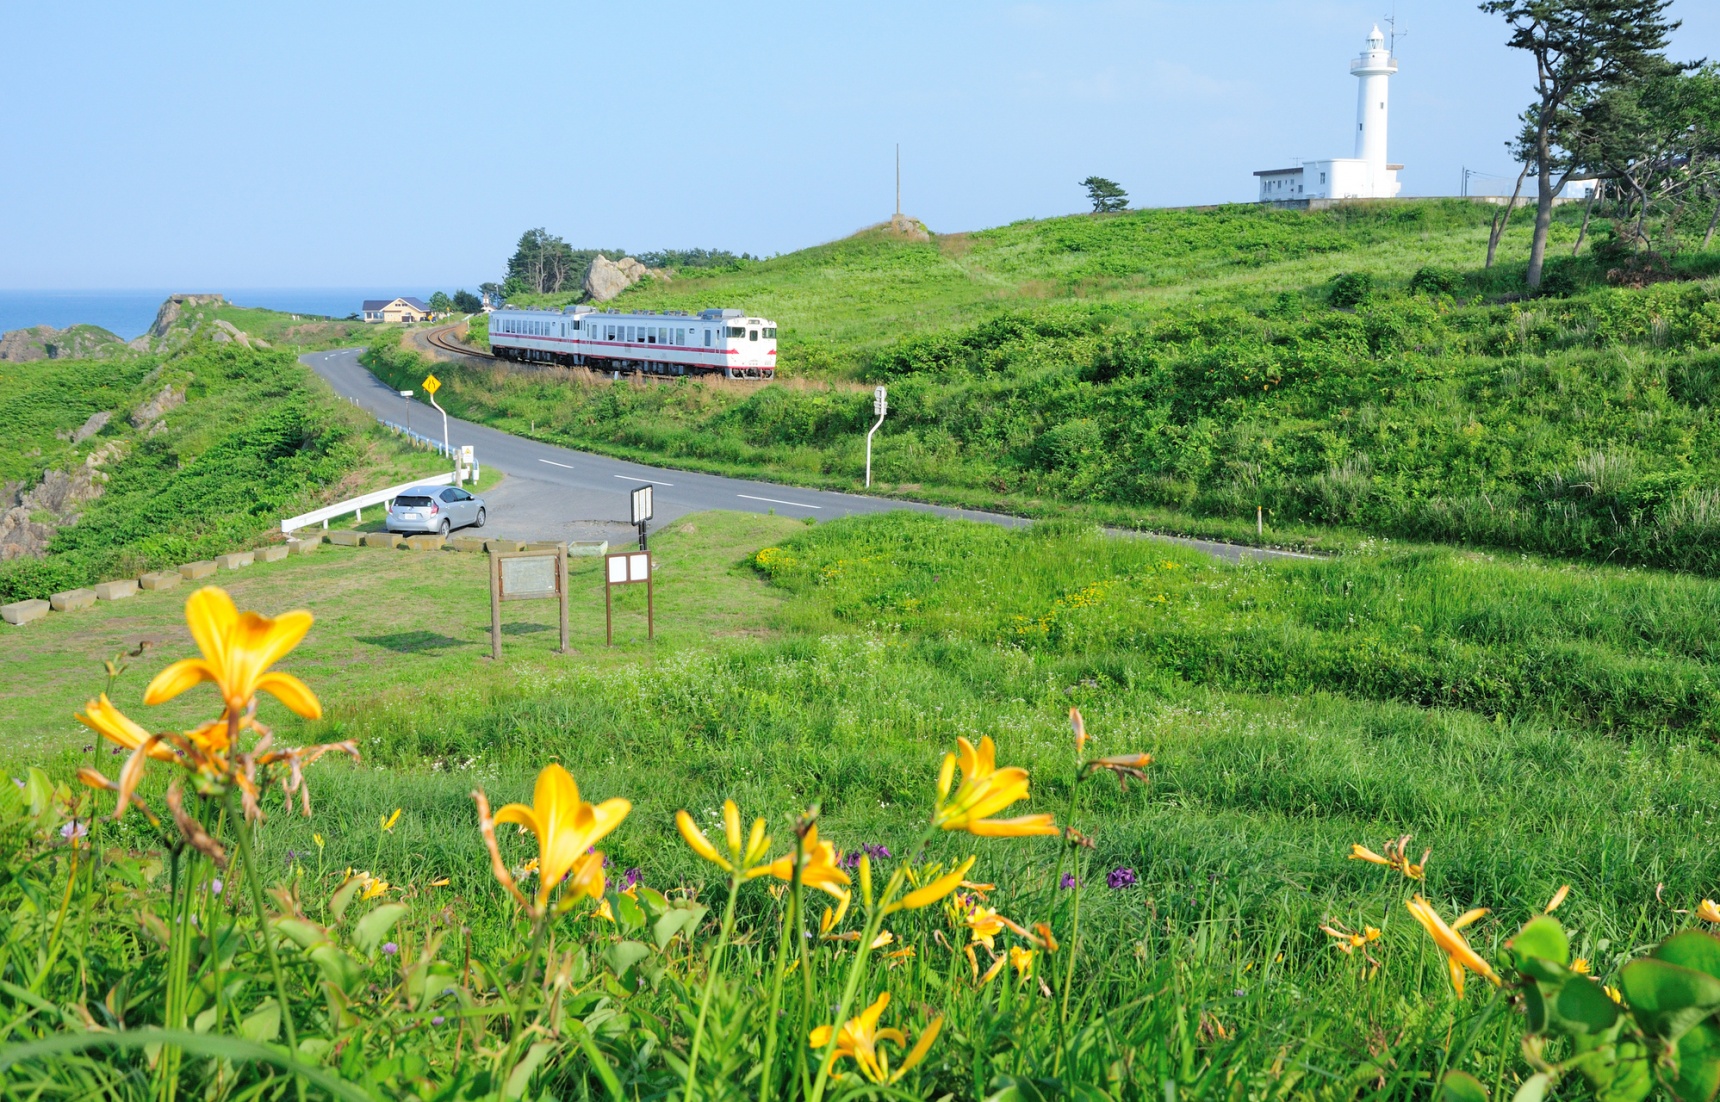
[1253,26,1403,203]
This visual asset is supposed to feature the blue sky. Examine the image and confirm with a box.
[2,1,1715,290]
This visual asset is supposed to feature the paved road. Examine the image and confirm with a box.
[302,348,1316,563]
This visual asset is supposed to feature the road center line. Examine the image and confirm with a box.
[538,459,575,469]
[614,474,673,486]
[737,494,822,510]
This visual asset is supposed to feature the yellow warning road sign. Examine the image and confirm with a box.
[422,374,441,396]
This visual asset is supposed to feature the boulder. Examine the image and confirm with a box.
[49,588,96,612]
[179,561,217,580]
[256,545,289,563]
[69,411,111,444]
[215,551,254,571]
[94,579,138,601]
[584,254,634,302]
[1,599,49,626]
[139,571,182,591]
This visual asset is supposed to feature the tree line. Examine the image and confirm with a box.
[493,228,752,299]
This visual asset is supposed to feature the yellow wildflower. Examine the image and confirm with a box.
[144,587,321,720]
[1697,899,1720,924]
[1349,835,1428,881]
[1405,895,1498,997]
[675,800,773,878]
[760,824,852,903]
[472,763,630,914]
[1544,884,1570,913]
[933,737,1057,837]
[809,992,943,1085]
[1009,946,1036,977]
[381,808,402,832]
[1571,958,1592,975]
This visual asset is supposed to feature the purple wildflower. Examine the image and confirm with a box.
[11,778,23,789]
[431,1015,445,1026]
[1107,867,1138,890]
[838,843,894,871]
[622,867,642,890]
[382,941,399,955]
[210,879,223,896]
[60,820,88,841]
[1059,873,1080,890]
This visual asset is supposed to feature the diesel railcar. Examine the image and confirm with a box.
[488,305,778,379]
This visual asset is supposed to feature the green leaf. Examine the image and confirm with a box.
[1510,917,1570,969]
[240,999,281,1044]
[1673,1019,1720,1102]
[353,903,408,956]
[1523,981,1549,1033]
[604,940,651,978]
[1438,1070,1489,1102]
[193,1007,218,1034]
[1554,976,1622,1035]
[1659,932,1720,982]
[328,877,364,924]
[653,907,702,951]
[1621,958,1720,1041]
[502,1040,556,1101]
[613,893,645,931]
[308,944,364,993]
[273,917,329,951]
[1512,1073,1549,1102]
[1597,1041,1655,1102]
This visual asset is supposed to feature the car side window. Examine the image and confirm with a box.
[441,490,457,502]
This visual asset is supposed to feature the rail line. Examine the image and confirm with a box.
[424,324,496,361]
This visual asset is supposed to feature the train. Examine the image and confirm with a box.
[487,305,778,380]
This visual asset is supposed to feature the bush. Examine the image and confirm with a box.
[1327,271,1374,308]
[1408,266,1461,297]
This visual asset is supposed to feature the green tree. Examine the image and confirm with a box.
[428,291,453,314]
[1480,0,1682,289]
[504,228,581,296]
[451,289,483,313]
[478,282,503,306]
[1080,176,1129,213]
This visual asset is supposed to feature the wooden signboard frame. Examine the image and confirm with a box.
[604,549,653,645]
[489,546,569,658]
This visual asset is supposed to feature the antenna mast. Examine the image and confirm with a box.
[1385,10,1405,52]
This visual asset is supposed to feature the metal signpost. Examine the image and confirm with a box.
[423,374,449,459]
[631,483,654,550]
[865,386,888,488]
[488,545,569,659]
[400,389,413,433]
[604,549,653,645]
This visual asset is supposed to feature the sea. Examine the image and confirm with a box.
[0,289,444,340]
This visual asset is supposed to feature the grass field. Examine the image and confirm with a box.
[9,507,1720,1098]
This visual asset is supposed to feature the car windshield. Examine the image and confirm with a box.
[395,496,433,507]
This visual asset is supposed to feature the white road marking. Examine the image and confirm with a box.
[614,474,672,486]
[737,494,822,510]
[539,459,575,469]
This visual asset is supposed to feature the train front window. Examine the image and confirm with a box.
[748,330,758,341]
[763,327,777,338]
[725,326,745,338]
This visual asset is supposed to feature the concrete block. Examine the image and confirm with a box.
[94,579,139,601]
[525,541,566,553]
[569,541,609,558]
[448,536,487,553]
[1,599,49,626]
[256,545,289,563]
[484,538,524,552]
[216,551,254,571]
[139,571,182,591]
[286,538,319,555]
[403,534,445,551]
[362,532,405,549]
[179,561,217,580]
[325,530,361,546]
[49,588,97,612]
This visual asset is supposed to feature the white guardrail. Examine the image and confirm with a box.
[280,472,458,534]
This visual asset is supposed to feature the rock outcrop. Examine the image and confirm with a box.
[0,441,123,561]
[129,293,229,352]
[130,384,184,432]
[583,255,673,302]
[0,324,126,362]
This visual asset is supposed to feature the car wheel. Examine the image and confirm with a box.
[475,507,486,528]
[438,519,451,537]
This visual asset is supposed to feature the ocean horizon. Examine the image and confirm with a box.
[0,288,447,341]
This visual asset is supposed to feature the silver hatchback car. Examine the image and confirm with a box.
[387,485,487,536]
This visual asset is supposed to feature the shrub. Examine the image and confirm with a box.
[1328,272,1374,308]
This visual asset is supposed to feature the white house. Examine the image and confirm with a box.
[1255,26,1404,202]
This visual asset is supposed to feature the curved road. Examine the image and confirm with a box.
[303,348,1313,563]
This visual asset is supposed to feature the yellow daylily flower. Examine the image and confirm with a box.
[1697,899,1720,924]
[809,991,943,1085]
[760,824,852,902]
[967,907,1007,949]
[675,800,773,877]
[1545,884,1571,913]
[144,587,321,719]
[1348,835,1428,881]
[1571,958,1592,975]
[1405,895,1499,998]
[1010,946,1036,977]
[76,694,178,763]
[1320,921,1382,954]
[473,764,630,913]
[381,808,402,832]
[887,856,977,915]
[933,737,1058,838]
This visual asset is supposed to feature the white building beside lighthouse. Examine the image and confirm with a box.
[1254,26,1404,203]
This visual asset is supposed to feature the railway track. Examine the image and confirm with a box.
[424,324,496,361]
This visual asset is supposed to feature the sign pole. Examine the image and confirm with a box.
[865,386,888,488]
[559,548,569,653]
[422,373,448,460]
[647,570,654,640]
[400,389,413,434]
[489,551,502,660]
[605,574,613,646]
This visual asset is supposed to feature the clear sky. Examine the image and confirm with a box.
[2,1,1715,291]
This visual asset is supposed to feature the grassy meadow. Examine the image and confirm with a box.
[8,507,1720,1098]
[374,199,1720,573]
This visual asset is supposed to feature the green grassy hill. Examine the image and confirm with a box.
[374,199,1720,572]
[0,304,447,604]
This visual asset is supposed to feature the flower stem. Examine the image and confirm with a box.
[757,838,803,1102]
[1052,762,1085,1077]
[684,872,743,1102]
[227,790,304,1102]
[808,850,915,1102]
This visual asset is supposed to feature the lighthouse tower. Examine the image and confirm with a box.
[1252,26,1403,202]
[1352,25,1397,173]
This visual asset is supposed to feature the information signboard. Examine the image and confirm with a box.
[603,549,653,645]
[488,546,568,658]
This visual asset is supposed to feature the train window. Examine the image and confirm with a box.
[676,328,685,345]
[572,320,580,331]
[725,326,745,338]
[704,329,713,347]
[748,330,758,341]
[647,328,656,344]
[763,327,777,338]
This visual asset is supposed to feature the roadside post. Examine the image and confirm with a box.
[865,386,887,488]
[631,483,654,551]
[423,373,449,460]
[400,389,413,434]
[459,444,475,485]
[488,545,570,659]
[604,549,653,645]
